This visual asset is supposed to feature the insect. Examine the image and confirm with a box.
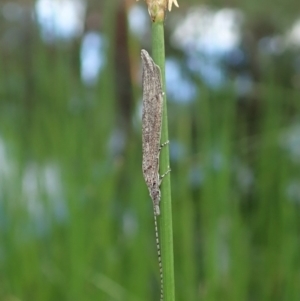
[141,49,171,301]
[141,49,170,215]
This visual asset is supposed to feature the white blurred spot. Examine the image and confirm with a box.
[35,0,86,42]
[171,6,242,55]
[286,19,300,47]
[166,58,197,103]
[80,32,106,85]
[128,4,149,41]
[171,6,243,89]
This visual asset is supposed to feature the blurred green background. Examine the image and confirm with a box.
[1,0,300,300]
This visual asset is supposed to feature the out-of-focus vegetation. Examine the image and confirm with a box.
[1,0,300,301]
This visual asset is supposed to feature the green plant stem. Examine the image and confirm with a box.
[152,21,175,301]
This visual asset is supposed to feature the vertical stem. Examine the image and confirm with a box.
[152,21,175,301]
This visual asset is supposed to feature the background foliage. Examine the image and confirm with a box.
[1,0,300,300]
